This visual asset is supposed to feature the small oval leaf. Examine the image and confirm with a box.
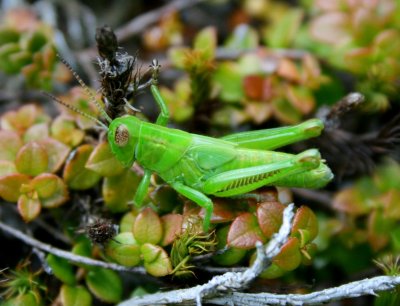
[60,285,92,306]
[46,254,76,285]
[63,144,101,190]
[291,206,318,245]
[0,173,30,202]
[160,214,183,246]
[39,138,70,173]
[17,193,41,222]
[102,169,140,212]
[105,232,141,267]
[273,237,301,271]
[30,173,68,208]
[212,225,247,266]
[86,142,125,177]
[85,268,122,303]
[15,142,48,176]
[227,212,266,249]
[134,208,163,245]
[257,201,285,239]
[0,130,23,161]
[141,243,172,277]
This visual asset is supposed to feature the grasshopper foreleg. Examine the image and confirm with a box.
[133,169,152,207]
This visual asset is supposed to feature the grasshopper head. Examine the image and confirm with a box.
[108,116,140,167]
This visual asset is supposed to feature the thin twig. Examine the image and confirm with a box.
[118,204,296,306]
[0,221,146,274]
[115,0,205,42]
[209,275,400,305]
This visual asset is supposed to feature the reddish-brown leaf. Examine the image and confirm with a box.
[160,214,183,246]
[227,212,266,249]
[243,75,264,100]
[257,201,285,238]
[291,206,318,246]
[273,237,301,271]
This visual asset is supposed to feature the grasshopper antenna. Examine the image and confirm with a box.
[43,92,108,130]
[57,54,113,124]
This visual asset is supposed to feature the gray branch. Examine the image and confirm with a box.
[118,204,296,306]
[115,0,205,42]
[209,275,400,305]
[0,221,146,274]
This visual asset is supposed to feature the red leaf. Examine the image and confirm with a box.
[257,201,285,238]
[160,214,183,246]
[227,212,266,249]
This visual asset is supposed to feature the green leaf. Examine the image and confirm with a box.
[30,173,68,208]
[193,27,216,60]
[23,123,49,142]
[46,254,76,285]
[4,292,41,306]
[141,243,172,277]
[168,47,189,69]
[85,268,122,303]
[86,141,125,176]
[17,193,41,222]
[257,201,285,239]
[264,9,303,48]
[71,238,93,270]
[0,173,30,202]
[63,144,101,190]
[15,142,48,176]
[0,42,21,73]
[105,232,141,267]
[0,28,20,45]
[102,168,140,212]
[39,138,70,173]
[60,285,92,306]
[119,211,137,233]
[333,186,371,215]
[50,115,85,147]
[259,262,285,279]
[212,225,247,266]
[227,212,266,249]
[225,24,259,50]
[0,160,17,176]
[291,206,318,246]
[213,62,244,103]
[0,130,23,161]
[273,237,301,271]
[160,214,183,246]
[133,208,163,245]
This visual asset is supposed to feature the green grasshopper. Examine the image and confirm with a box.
[51,59,333,232]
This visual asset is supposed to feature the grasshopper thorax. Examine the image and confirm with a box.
[108,116,141,167]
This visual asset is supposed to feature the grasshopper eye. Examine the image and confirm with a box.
[115,124,129,147]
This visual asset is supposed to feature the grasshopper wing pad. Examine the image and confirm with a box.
[189,145,237,170]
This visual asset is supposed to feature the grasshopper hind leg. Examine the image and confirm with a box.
[203,149,323,197]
